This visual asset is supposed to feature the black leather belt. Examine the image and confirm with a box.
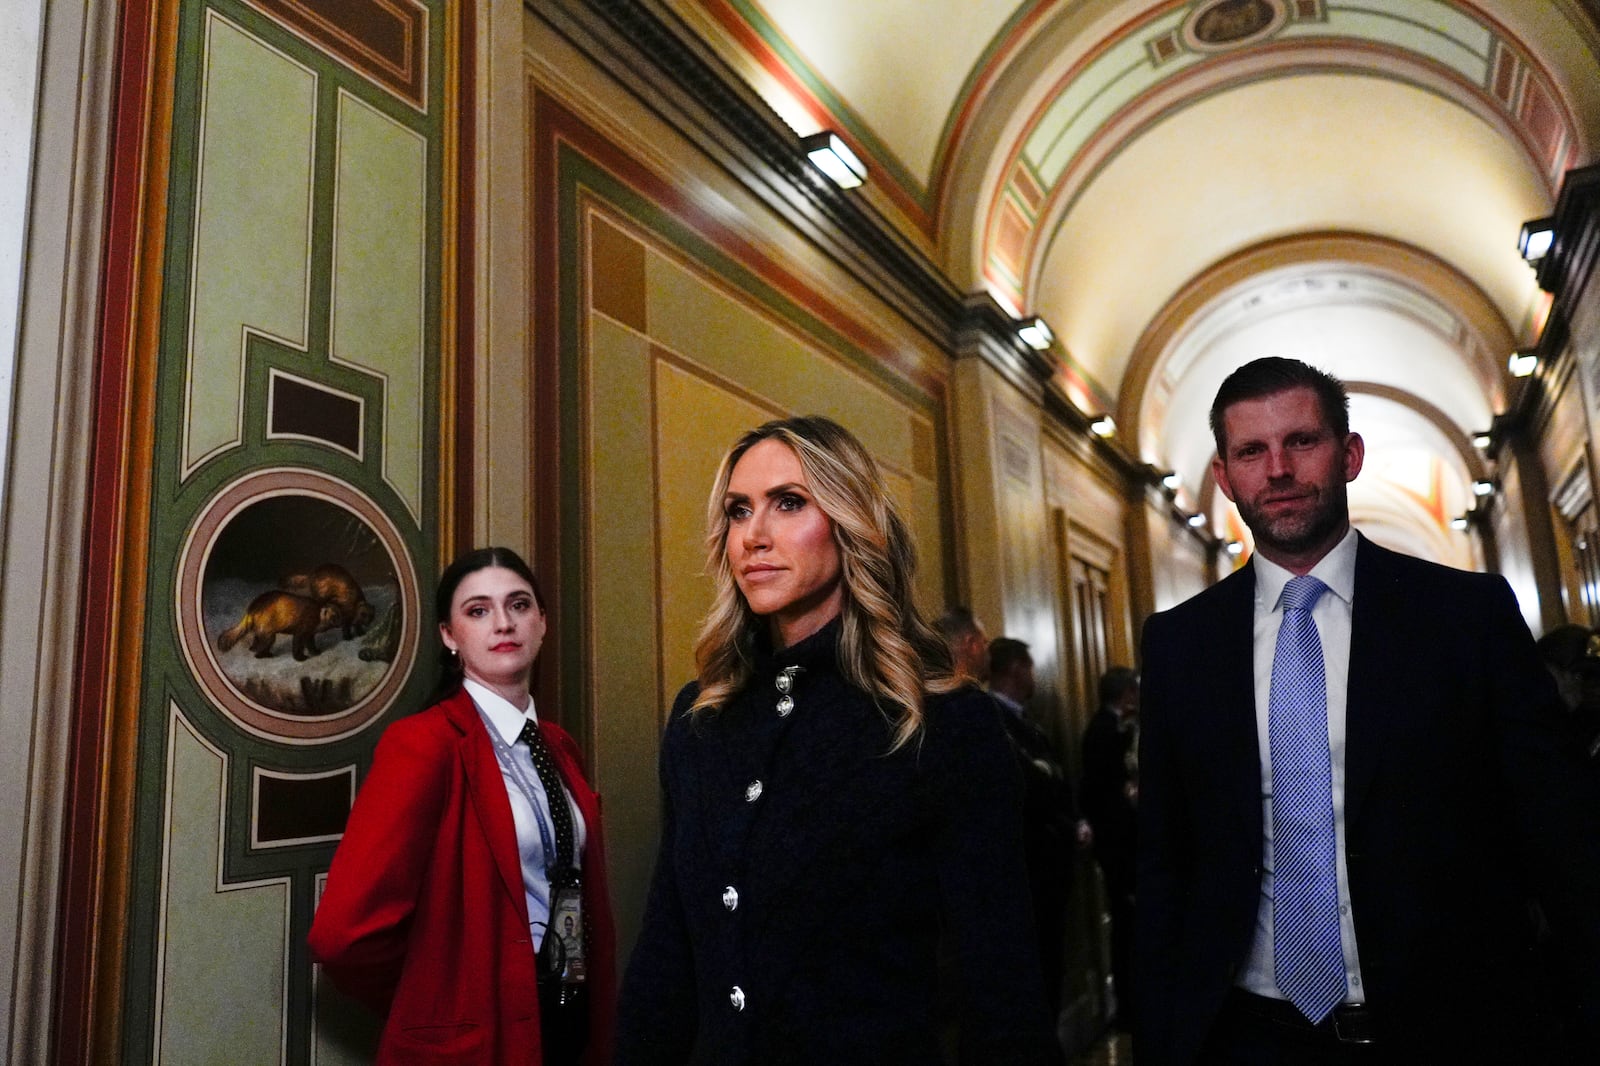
[1228,988,1377,1045]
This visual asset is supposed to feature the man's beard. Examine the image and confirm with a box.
[1237,482,1348,556]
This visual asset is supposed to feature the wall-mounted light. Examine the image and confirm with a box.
[801,131,867,189]
[1450,514,1471,531]
[1518,217,1554,265]
[1186,512,1207,529]
[1160,471,1181,492]
[1017,316,1053,351]
[1508,349,1539,378]
[1089,415,1116,438]
[1472,479,1495,497]
[1471,430,1493,450]
[1225,540,1244,557]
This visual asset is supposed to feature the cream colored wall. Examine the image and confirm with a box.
[1495,448,1542,632]
[1146,497,1212,616]
[474,0,533,552]
[0,3,117,1059]
[1043,437,1135,678]
[947,357,1063,687]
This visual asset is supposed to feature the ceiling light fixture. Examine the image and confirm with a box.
[1471,430,1493,450]
[1450,514,1471,531]
[1508,349,1539,378]
[1225,540,1244,557]
[1160,471,1181,492]
[1089,415,1116,438]
[1186,512,1207,529]
[1472,479,1494,497]
[1518,217,1554,265]
[801,131,867,189]
[1017,316,1054,351]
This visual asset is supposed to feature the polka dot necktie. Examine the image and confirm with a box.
[1269,574,1347,1024]
[518,719,574,871]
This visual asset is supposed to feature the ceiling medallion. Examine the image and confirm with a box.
[1183,0,1289,53]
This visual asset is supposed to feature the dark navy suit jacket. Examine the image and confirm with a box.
[1136,535,1600,1063]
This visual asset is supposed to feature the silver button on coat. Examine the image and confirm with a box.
[744,780,763,802]
[729,986,746,1011]
[722,886,739,910]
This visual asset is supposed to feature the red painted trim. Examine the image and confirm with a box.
[1025,36,1563,290]
[529,90,943,715]
[979,0,1184,300]
[452,0,475,554]
[534,93,934,394]
[54,0,153,1060]
[247,0,427,110]
[983,0,1583,309]
[1455,0,1586,156]
[530,87,563,720]
[696,0,933,236]
[925,0,1057,229]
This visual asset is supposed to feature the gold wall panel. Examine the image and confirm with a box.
[579,203,944,954]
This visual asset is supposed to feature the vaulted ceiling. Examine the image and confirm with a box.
[670,0,1600,565]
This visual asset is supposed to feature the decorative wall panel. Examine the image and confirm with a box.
[112,0,452,1061]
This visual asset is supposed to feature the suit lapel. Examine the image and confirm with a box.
[1344,535,1400,826]
[1216,562,1266,833]
[443,690,529,918]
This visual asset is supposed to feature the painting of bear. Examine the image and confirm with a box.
[282,563,375,639]
[217,591,339,661]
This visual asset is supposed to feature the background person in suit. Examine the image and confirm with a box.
[1137,357,1600,1064]
[933,604,990,684]
[988,636,1091,1016]
[1081,666,1138,1031]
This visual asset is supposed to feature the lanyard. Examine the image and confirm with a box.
[476,705,574,876]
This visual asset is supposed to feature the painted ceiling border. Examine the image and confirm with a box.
[1025,37,1566,310]
[978,0,1586,311]
[696,0,936,230]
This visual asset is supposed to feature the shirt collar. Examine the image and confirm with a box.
[990,688,1026,719]
[463,678,537,745]
[1252,525,1358,612]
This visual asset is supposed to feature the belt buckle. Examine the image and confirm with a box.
[1329,1006,1375,1045]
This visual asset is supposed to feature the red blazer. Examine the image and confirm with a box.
[308,689,617,1065]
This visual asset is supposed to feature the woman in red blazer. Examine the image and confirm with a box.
[309,547,616,1065]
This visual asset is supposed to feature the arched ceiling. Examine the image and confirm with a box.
[674,0,1600,562]
[1046,71,1549,402]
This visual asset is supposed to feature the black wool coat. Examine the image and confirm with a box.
[616,619,1060,1065]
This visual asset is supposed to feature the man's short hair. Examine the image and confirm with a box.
[988,636,1032,678]
[1209,357,1350,453]
[1099,665,1139,707]
[934,605,982,646]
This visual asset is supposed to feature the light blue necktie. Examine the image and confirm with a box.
[1269,574,1347,1024]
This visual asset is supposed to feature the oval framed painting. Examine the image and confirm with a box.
[177,468,422,743]
[1182,0,1286,53]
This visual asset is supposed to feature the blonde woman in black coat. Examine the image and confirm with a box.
[616,416,1059,1065]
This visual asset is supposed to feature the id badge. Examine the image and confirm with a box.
[550,883,586,983]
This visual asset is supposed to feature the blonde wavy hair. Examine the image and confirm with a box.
[690,415,958,750]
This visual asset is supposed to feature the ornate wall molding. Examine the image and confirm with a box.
[534,0,1050,384]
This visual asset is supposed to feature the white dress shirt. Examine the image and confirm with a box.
[464,679,587,949]
[1238,527,1366,1004]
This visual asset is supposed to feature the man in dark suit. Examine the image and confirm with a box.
[988,636,1089,1016]
[1081,666,1139,1030]
[1137,357,1600,1063]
